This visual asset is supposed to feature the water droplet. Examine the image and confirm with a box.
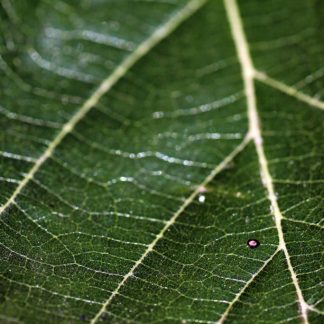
[198,195,205,203]
[247,239,260,249]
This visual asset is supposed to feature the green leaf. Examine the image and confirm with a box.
[0,0,323,323]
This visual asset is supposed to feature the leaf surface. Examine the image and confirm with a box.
[0,0,323,323]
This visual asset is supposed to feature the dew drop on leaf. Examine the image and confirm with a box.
[247,239,260,249]
[198,194,206,203]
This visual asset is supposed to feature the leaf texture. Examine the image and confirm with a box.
[0,0,323,323]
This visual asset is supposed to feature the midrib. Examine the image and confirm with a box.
[224,0,309,323]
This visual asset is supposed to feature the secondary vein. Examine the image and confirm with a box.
[254,70,324,111]
[0,0,208,216]
[90,135,250,324]
[224,0,310,323]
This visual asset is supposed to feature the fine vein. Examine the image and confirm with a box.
[224,0,310,323]
[90,135,250,323]
[0,0,208,216]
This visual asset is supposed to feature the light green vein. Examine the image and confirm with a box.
[0,0,208,216]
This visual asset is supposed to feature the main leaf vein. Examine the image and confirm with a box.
[224,0,313,323]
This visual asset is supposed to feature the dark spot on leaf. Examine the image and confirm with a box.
[247,239,260,249]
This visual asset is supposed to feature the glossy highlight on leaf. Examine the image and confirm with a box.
[0,0,323,323]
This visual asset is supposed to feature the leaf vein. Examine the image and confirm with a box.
[89,135,250,323]
[0,0,208,217]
